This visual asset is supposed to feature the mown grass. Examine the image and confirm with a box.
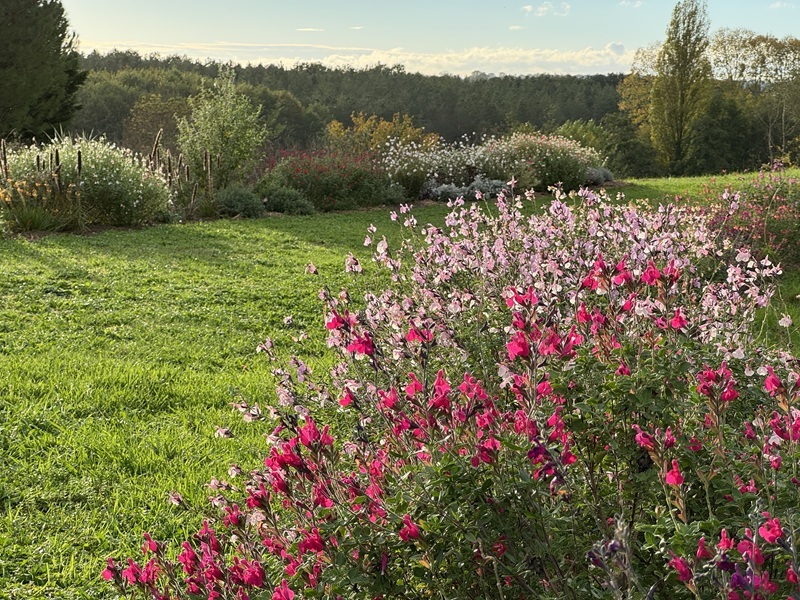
[0,210,456,599]
[0,174,798,598]
[614,167,800,204]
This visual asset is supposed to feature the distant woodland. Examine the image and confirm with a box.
[74,50,623,149]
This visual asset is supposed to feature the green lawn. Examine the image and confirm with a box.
[0,176,798,598]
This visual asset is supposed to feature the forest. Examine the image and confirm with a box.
[70,29,800,180]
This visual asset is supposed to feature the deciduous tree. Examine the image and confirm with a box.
[650,0,712,173]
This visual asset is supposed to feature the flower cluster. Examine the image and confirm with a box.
[106,183,800,599]
[1,134,170,229]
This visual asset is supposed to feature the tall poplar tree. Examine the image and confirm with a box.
[650,0,712,173]
[0,0,86,140]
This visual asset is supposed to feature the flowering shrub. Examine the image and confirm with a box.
[482,132,607,192]
[700,165,800,269]
[325,112,439,156]
[1,134,170,229]
[105,185,800,600]
[257,149,403,212]
[382,132,608,199]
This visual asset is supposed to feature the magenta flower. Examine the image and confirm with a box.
[399,514,421,541]
[101,558,119,582]
[507,331,531,360]
[758,515,783,544]
[696,537,712,560]
[669,308,688,330]
[641,261,661,285]
[788,566,798,584]
[272,579,295,600]
[121,558,142,585]
[764,366,783,395]
[298,418,320,447]
[632,424,655,451]
[718,529,734,551]
[665,460,684,486]
[346,332,375,356]
[668,553,692,582]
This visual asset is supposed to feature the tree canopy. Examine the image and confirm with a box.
[650,0,713,173]
[0,0,86,140]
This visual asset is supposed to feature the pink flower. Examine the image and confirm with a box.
[298,528,325,555]
[788,566,798,584]
[720,382,739,402]
[632,425,655,451]
[758,516,783,544]
[764,366,783,395]
[641,261,661,285]
[406,326,433,343]
[298,418,320,447]
[347,333,375,355]
[507,331,531,360]
[612,257,633,286]
[687,436,702,451]
[696,537,712,560]
[272,579,295,600]
[615,361,631,376]
[101,558,119,582]
[399,514,420,541]
[339,390,355,407]
[737,531,765,565]
[121,558,142,585]
[178,541,199,574]
[242,560,265,587]
[718,529,734,551]
[665,459,684,486]
[670,308,688,330]
[668,553,692,582]
[663,427,676,449]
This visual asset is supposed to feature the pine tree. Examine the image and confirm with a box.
[0,0,86,140]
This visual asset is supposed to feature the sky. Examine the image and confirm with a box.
[59,0,799,76]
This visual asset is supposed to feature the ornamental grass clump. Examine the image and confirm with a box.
[1,134,170,230]
[106,185,800,600]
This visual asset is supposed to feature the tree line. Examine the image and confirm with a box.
[74,51,623,147]
[2,0,799,179]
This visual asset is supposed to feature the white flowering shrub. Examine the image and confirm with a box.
[381,132,608,200]
[2,134,170,228]
[483,132,606,192]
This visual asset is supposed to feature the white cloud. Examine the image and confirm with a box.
[296,28,323,32]
[524,1,571,17]
[618,0,644,7]
[509,25,525,30]
[349,26,364,30]
[769,1,795,7]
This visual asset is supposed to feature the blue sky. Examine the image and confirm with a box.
[60,0,799,75]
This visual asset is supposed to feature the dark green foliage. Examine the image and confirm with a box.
[257,182,316,215]
[214,185,264,219]
[0,0,86,140]
[259,150,403,212]
[600,112,661,179]
[684,85,762,175]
